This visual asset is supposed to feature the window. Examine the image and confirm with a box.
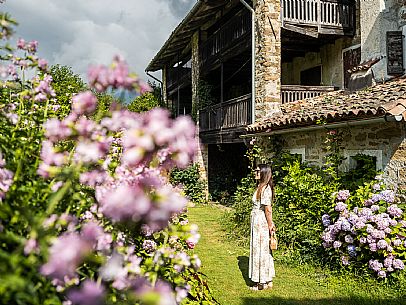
[288,148,305,162]
[342,150,383,172]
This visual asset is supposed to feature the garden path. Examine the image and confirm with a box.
[188,205,404,305]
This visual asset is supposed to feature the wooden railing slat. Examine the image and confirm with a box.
[281,85,335,104]
[281,0,354,30]
[199,94,252,132]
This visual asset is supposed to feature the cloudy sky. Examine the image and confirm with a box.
[3,0,195,81]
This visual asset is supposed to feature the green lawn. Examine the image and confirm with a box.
[188,205,405,305]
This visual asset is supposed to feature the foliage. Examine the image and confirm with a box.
[127,92,160,113]
[223,175,256,245]
[223,133,380,269]
[341,153,378,191]
[321,181,406,279]
[149,81,163,107]
[50,64,115,120]
[170,164,207,205]
[49,64,86,115]
[322,129,345,179]
[191,79,215,121]
[127,81,163,113]
[209,175,238,206]
[273,160,339,260]
[0,13,216,305]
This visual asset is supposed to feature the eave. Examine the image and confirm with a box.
[146,0,228,72]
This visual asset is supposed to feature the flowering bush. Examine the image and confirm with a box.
[322,180,406,279]
[0,13,217,305]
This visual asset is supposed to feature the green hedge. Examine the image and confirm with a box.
[170,164,207,204]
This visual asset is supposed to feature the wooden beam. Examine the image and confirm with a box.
[283,23,319,38]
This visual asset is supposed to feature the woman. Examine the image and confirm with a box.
[249,164,276,290]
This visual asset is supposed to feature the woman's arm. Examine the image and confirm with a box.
[265,205,275,233]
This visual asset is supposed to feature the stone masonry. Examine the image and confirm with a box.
[194,128,209,199]
[191,30,209,197]
[191,31,200,116]
[258,121,406,190]
[162,65,168,107]
[254,0,282,120]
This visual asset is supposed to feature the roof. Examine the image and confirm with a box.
[348,56,382,73]
[247,76,406,133]
[146,0,227,72]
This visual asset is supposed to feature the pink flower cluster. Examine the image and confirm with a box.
[17,38,38,54]
[97,166,189,231]
[41,221,112,283]
[88,55,149,93]
[36,55,200,304]
[0,154,13,202]
[322,186,406,278]
[122,108,197,169]
[34,74,56,102]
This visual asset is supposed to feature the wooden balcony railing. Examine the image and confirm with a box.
[281,85,335,103]
[199,94,252,132]
[282,0,355,33]
[167,66,191,92]
[200,10,251,68]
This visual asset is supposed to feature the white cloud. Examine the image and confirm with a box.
[3,0,196,81]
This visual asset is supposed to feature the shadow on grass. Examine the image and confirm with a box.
[241,296,405,305]
[237,256,252,286]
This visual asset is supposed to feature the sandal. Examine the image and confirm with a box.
[249,284,263,291]
[263,282,273,290]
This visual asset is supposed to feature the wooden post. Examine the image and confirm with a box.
[221,62,224,104]
[317,0,321,32]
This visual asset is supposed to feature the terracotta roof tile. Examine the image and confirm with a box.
[247,76,406,133]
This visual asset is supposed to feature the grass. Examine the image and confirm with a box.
[188,204,405,305]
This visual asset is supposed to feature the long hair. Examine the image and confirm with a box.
[256,165,275,202]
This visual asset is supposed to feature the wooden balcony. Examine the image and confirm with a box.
[281,85,336,103]
[282,0,356,36]
[167,66,191,93]
[200,10,251,69]
[199,94,252,132]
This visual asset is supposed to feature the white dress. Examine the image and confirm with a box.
[249,185,276,284]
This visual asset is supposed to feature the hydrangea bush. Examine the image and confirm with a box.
[322,180,406,279]
[0,13,217,305]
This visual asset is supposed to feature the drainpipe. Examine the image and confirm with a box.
[242,115,404,138]
[146,71,163,103]
[239,0,255,124]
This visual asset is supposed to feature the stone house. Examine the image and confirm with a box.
[247,77,406,189]
[146,0,406,193]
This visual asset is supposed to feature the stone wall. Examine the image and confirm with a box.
[254,0,282,120]
[191,31,200,116]
[360,0,406,81]
[162,66,168,107]
[258,121,406,189]
[194,132,209,199]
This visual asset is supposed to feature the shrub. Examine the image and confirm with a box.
[0,14,217,305]
[127,91,160,113]
[273,160,339,259]
[321,181,406,279]
[223,175,256,245]
[170,164,207,204]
